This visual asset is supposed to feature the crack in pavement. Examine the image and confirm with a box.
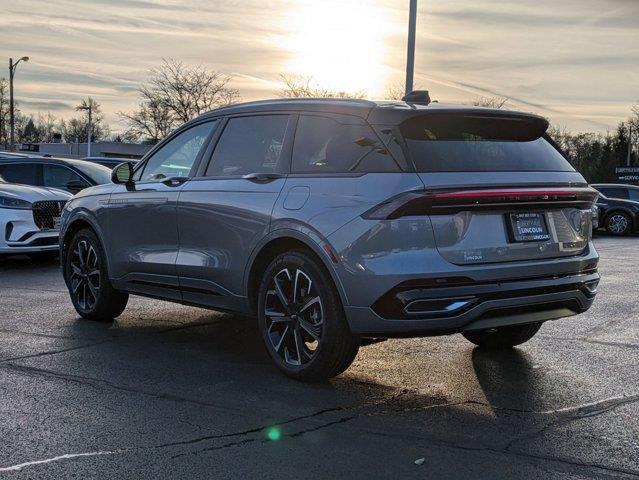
[0,339,113,364]
[503,393,639,452]
[0,407,350,472]
[1,363,242,413]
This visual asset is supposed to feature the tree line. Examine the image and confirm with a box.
[1,59,636,183]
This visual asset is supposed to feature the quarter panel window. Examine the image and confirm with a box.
[139,121,216,182]
[292,115,399,174]
[205,115,289,177]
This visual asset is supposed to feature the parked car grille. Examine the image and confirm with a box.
[32,201,66,230]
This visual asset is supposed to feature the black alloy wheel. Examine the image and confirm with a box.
[64,228,128,320]
[258,250,359,381]
[264,266,324,367]
[69,238,101,311]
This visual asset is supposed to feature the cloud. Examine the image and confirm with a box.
[0,0,636,133]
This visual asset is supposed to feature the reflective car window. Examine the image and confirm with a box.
[43,165,87,190]
[599,188,629,199]
[292,115,400,173]
[206,115,289,176]
[140,121,216,182]
[0,163,40,185]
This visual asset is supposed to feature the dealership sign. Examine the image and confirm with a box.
[616,166,639,182]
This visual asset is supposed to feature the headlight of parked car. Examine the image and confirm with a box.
[0,195,32,210]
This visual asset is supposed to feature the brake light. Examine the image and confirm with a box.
[362,187,598,219]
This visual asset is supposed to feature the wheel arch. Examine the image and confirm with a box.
[60,212,105,265]
[244,229,348,315]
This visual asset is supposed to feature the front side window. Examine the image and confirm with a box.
[43,165,87,190]
[292,116,400,173]
[0,163,40,185]
[205,115,290,177]
[139,121,216,182]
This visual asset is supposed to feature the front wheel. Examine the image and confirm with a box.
[257,250,359,381]
[462,322,542,350]
[64,228,128,321]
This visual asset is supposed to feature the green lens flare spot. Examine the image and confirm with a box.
[266,427,281,441]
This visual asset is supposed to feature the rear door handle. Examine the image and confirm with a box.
[162,177,190,187]
[242,172,284,183]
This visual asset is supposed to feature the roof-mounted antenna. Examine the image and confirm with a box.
[402,90,431,105]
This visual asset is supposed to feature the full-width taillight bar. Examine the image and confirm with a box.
[362,187,599,220]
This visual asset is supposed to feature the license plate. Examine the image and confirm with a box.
[53,217,61,230]
[508,212,550,242]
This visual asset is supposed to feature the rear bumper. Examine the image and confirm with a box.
[344,271,598,337]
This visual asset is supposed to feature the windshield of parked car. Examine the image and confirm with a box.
[71,161,112,184]
[400,114,575,172]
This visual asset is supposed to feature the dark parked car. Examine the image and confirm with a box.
[0,156,111,194]
[591,183,639,235]
[60,98,599,381]
[82,157,140,169]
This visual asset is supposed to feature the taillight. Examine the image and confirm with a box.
[362,187,598,219]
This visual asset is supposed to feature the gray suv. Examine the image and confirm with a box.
[60,98,599,381]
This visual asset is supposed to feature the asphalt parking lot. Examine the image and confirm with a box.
[0,235,637,479]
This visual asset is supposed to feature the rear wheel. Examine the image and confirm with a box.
[462,323,542,350]
[257,250,359,381]
[64,228,128,321]
[605,212,631,235]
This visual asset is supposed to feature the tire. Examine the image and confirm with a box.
[63,228,128,321]
[462,322,542,350]
[605,211,631,235]
[27,251,58,262]
[257,250,359,382]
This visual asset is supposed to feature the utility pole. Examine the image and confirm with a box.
[405,0,417,96]
[8,56,29,152]
[76,101,93,157]
[626,123,632,167]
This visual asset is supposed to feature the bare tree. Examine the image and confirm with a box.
[35,112,58,143]
[0,78,10,147]
[118,98,174,144]
[471,96,509,109]
[120,59,239,143]
[279,74,366,99]
[60,98,109,142]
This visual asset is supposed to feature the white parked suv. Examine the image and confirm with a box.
[0,174,72,259]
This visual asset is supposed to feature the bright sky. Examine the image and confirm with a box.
[1,0,637,133]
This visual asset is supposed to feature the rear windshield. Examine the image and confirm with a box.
[400,114,574,172]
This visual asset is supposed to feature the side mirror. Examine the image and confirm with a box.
[111,162,134,184]
[66,179,88,194]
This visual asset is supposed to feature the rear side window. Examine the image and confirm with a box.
[0,163,40,185]
[292,115,401,174]
[206,115,289,176]
[599,187,628,199]
[401,114,574,172]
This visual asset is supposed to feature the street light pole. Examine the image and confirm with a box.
[8,56,29,152]
[405,0,417,96]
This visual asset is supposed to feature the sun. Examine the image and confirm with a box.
[277,1,394,96]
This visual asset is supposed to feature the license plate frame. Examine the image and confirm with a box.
[507,212,551,243]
